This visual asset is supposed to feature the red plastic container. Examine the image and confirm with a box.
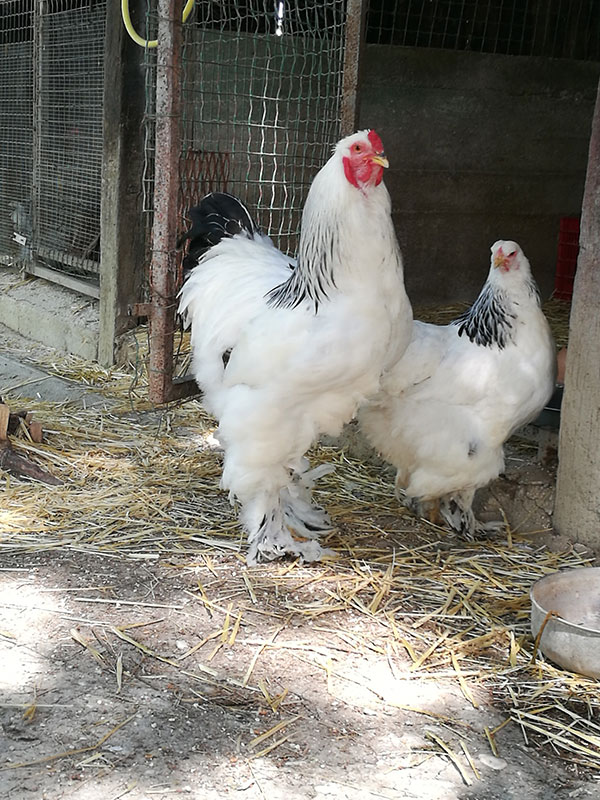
[554,217,580,301]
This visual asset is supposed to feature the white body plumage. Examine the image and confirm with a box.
[179,131,413,562]
[359,240,556,536]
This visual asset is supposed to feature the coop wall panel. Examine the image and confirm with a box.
[0,0,105,288]
[359,45,600,306]
[35,0,106,279]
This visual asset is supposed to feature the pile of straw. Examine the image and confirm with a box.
[2,296,597,774]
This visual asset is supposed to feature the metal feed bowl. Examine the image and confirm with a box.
[530,567,600,679]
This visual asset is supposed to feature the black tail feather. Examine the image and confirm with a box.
[178,192,259,279]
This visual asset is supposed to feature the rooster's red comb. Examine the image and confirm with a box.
[367,130,384,153]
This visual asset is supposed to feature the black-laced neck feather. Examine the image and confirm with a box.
[453,283,516,349]
[266,217,339,314]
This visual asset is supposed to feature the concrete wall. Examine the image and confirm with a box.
[360,46,600,306]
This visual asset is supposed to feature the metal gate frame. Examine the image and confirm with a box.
[139,0,367,405]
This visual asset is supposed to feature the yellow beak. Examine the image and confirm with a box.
[371,154,389,169]
[493,253,506,269]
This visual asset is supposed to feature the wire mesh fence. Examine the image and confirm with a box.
[366,0,600,61]
[34,0,106,280]
[140,0,600,272]
[2,0,599,373]
[142,0,348,259]
[0,1,34,267]
[0,0,105,290]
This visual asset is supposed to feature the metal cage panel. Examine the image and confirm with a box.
[0,1,34,266]
[34,0,106,283]
[141,0,355,402]
[143,0,348,258]
[0,0,105,294]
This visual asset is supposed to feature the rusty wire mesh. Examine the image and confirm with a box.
[142,0,348,257]
[139,0,351,402]
[366,0,600,60]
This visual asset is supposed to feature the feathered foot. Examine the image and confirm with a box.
[439,491,506,540]
[247,506,333,565]
[401,490,505,540]
[245,463,336,565]
[402,495,445,528]
[282,462,334,537]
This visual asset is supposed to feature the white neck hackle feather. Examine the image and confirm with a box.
[267,131,402,313]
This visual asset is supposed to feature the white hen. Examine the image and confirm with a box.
[178,130,413,563]
[359,240,556,538]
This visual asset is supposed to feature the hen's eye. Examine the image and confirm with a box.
[353,144,362,152]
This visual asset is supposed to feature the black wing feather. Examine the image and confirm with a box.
[178,192,259,279]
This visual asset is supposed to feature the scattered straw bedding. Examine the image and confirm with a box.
[2,298,599,774]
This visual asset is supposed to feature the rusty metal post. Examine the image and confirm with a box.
[340,0,367,137]
[147,0,197,404]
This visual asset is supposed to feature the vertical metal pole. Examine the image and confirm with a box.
[148,0,183,403]
[340,0,367,137]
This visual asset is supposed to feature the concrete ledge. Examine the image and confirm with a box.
[0,354,113,408]
[0,268,99,362]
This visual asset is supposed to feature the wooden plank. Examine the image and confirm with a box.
[98,0,147,366]
[340,0,367,136]
[26,262,100,300]
[0,405,10,441]
[554,77,600,548]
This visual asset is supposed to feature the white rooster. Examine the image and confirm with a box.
[178,130,413,563]
[359,240,556,538]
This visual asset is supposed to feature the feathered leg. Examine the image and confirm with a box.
[228,458,334,566]
[399,485,503,540]
[218,396,336,564]
[399,489,444,528]
[245,493,333,565]
[281,460,335,539]
[439,489,505,540]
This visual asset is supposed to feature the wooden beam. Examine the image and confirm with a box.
[340,0,367,136]
[147,0,183,404]
[26,262,100,299]
[553,77,600,549]
[98,1,147,366]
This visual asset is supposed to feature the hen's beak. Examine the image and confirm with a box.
[493,252,506,269]
[371,153,389,169]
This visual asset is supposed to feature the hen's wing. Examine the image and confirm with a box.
[361,320,511,499]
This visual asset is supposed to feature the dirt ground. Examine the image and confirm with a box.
[0,545,597,800]
[0,326,599,800]
[1,465,599,800]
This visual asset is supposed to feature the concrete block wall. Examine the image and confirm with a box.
[360,46,600,306]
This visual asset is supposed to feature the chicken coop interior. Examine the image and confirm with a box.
[3,3,600,797]
[0,0,598,368]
